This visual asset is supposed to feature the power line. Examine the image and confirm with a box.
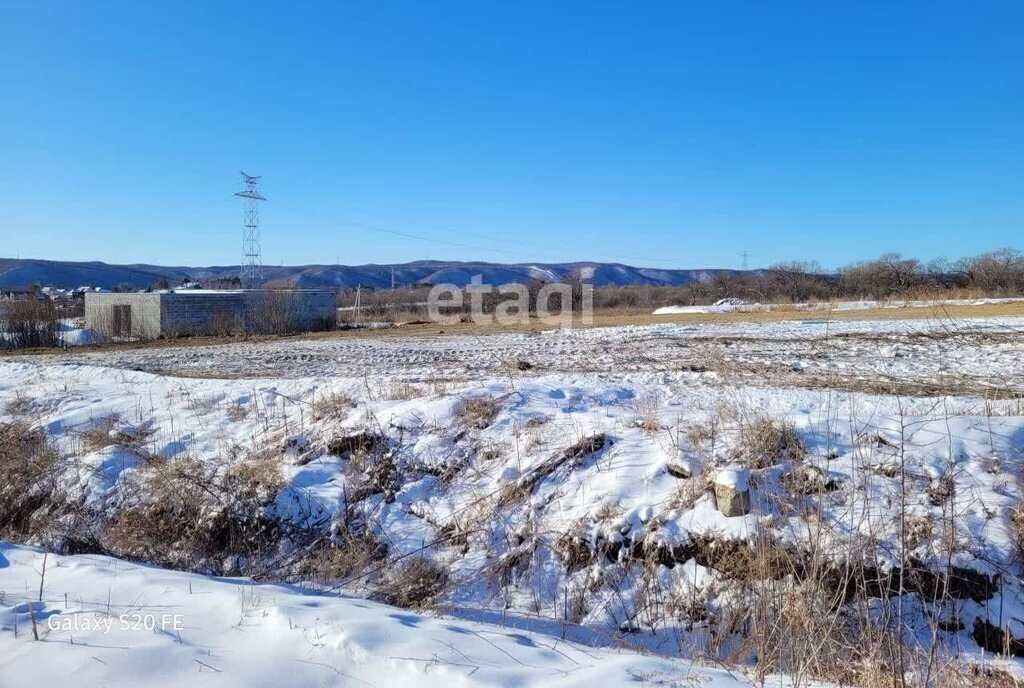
[272,202,730,269]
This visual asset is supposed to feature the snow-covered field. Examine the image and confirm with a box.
[33,315,1024,397]
[3,314,1024,685]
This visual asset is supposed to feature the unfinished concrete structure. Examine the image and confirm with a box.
[85,289,336,339]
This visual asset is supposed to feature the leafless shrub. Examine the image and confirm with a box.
[312,391,356,420]
[633,393,662,434]
[102,457,284,573]
[299,531,388,586]
[926,473,955,506]
[345,439,400,503]
[327,431,386,458]
[225,455,285,498]
[736,417,805,469]
[225,401,249,422]
[0,300,59,350]
[80,415,154,453]
[4,390,33,417]
[0,422,61,538]
[453,394,500,430]
[373,556,449,609]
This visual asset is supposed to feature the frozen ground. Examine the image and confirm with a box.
[3,315,1024,683]
[14,315,1024,397]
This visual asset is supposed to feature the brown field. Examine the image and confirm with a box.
[5,299,1024,359]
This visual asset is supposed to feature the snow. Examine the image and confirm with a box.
[714,469,748,490]
[654,296,1024,315]
[4,314,1024,679]
[0,544,773,687]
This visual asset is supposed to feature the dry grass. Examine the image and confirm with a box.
[0,421,61,538]
[225,455,285,497]
[633,393,663,434]
[374,380,424,401]
[4,390,33,417]
[453,394,501,430]
[372,556,449,609]
[300,531,388,586]
[311,390,356,420]
[102,457,285,573]
[80,415,154,453]
[225,401,249,422]
[736,417,805,469]
[498,433,608,506]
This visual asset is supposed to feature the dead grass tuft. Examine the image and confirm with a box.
[311,391,356,420]
[633,393,663,434]
[226,455,285,497]
[225,401,249,422]
[0,421,61,538]
[373,556,449,609]
[81,415,155,453]
[102,457,285,573]
[300,531,388,585]
[377,380,424,400]
[453,394,501,430]
[736,417,805,469]
[498,433,608,506]
[4,391,34,417]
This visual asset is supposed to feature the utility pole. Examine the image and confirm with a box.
[235,172,266,286]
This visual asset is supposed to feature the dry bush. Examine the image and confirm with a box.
[336,433,400,503]
[633,393,662,434]
[102,457,285,572]
[453,394,500,430]
[299,531,388,585]
[80,415,155,453]
[312,391,356,420]
[668,474,711,511]
[327,430,387,458]
[736,417,805,469]
[81,415,122,451]
[0,299,59,349]
[376,380,423,400]
[373,556,449,609]
[225,401,249,422]
[225,455,285,498]
[0,422,61,538]
[4,390,33,416]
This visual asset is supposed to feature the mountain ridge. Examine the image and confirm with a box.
[0,257,755,290]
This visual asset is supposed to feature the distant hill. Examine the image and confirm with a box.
[0,257,755,290]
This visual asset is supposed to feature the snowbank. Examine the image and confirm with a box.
[0,545,766,687]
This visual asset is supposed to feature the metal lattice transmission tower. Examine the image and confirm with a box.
[235,172,267,286]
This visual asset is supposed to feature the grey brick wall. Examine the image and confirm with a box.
[86,290,336,339]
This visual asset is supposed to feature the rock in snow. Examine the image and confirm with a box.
[714,469,751,517]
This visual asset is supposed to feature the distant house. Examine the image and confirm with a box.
[0,286,44,301]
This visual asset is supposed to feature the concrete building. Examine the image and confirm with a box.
[85,289,336,339]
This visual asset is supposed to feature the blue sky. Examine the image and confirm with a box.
[1,1,1021,270]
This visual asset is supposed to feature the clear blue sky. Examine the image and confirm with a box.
[1,1,1021,270]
